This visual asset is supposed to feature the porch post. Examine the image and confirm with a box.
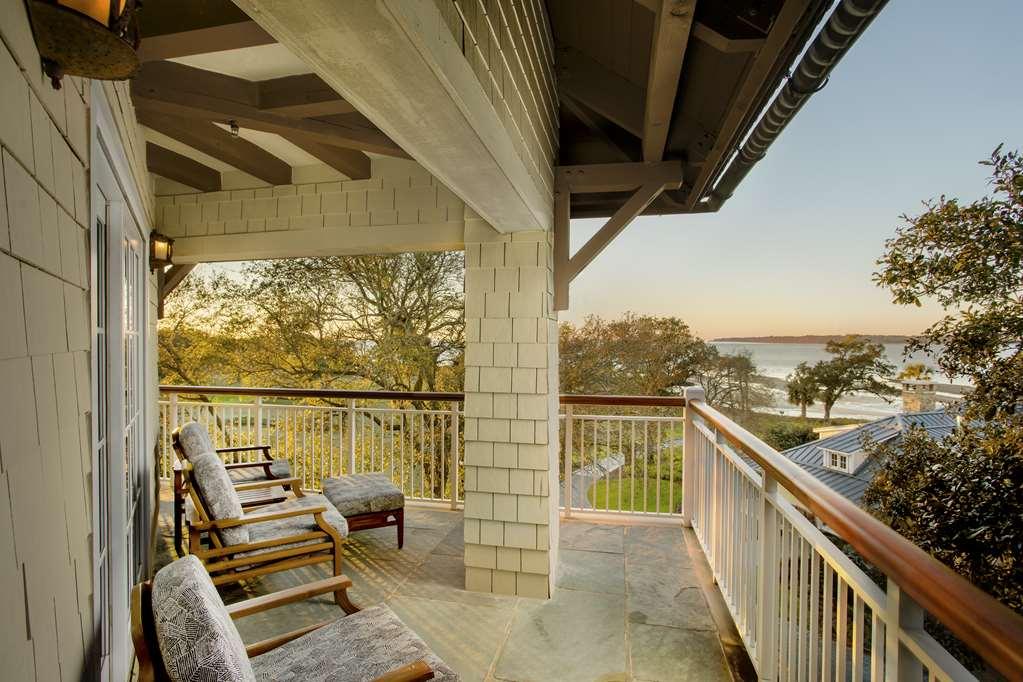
[462,215,560,598]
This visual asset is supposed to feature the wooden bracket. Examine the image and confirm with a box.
[157,264,195,319]
[553,161,683,310]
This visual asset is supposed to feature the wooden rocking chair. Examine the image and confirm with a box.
[182,454,355,611]
[131,555,456,681]
[171,422,294,554]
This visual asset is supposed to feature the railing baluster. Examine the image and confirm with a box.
[852,595,865,682]
[450,401,460,509]
[562,404,573,516]
[346,399,356,476]
[756,475,779,679]
[822,563,834,681]
[836,576,848,682]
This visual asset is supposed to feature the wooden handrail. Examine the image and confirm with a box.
[688,400,1023,680]
[159,384,464,402]
[159,384,689,408]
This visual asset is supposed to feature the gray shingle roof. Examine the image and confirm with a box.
[781,409,956,505]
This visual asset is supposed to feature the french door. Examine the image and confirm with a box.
[91,99,150,681]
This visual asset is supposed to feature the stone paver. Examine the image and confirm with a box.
[559,520,625,553]
[156,491,741,681]
[630,625,731,681]
[495,589,628,682]
[556,547,626,595]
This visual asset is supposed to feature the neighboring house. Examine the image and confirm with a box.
[782,409,957,505]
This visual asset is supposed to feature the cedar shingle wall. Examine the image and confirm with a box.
[434,0,559,197]
[0,3,156,679]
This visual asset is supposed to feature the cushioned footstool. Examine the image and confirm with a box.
[322,473,406,548]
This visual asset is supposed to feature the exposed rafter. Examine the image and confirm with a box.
[556,46,645,138]
[691,21,765,53]
[139,110,292,186]
[278,133,371,179]
[258,74,357,117]
[560,94,637,163]
[553,161,684,309]
[138,20,275,61]
[131,61,407,158]
[643,0,696,162]
[146,142,221,192]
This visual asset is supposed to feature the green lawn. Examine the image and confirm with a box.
[587,477,682,514]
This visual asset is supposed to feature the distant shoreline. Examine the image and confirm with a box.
[713,335,913,345]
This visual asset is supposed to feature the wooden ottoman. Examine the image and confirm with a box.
[322,474,406,548]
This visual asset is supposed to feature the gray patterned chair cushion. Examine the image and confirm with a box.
[251,604,459,681]
[153,555,256,682]
[191,452,249,546]
[176,422,215,461]
[322,474,404,517]
[237,494,348,558]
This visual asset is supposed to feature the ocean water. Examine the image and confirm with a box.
[709,342,951,420]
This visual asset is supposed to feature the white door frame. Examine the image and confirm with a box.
[90,81,151,682]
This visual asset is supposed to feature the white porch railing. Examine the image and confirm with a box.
[159,388,463,506]
[682,389,1017,681]
[158,385,1023,680]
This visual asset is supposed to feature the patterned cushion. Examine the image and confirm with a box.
[191,452,249,546]
[176,422,215,461]
[153,555,256,682]
[237,494,348,558]
[250,604,459,681]
[322,474,405,517]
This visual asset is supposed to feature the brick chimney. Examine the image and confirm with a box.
[902,380,936,412]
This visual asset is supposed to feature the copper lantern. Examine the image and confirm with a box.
[149,231,173,271]
[26,0,141,89]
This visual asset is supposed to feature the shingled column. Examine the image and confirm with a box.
[461,214,560,598]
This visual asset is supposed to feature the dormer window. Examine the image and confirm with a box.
[824,448,854,473]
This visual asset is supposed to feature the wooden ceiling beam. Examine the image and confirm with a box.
[146,142,222,192]
[556,46,645,138]
[138,20,275,62]
[279,134,371,179]
[643,0,696,162]
[258,74,357,118]
[131,61,407,157]
[556,160,684,194]
[138,110,292,186]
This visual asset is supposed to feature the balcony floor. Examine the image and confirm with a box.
[156,493,738,681]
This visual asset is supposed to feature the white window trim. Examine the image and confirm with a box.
[90,81,152,682]
[823,448,852,473]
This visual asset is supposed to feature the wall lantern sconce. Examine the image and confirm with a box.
[149,231,173,271]
[26,0,142,90]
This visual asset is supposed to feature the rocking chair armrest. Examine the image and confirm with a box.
[216,444,272,456]
[227,574,353,618]
[192,505,327,530]
[222,461,275,471]
[373,660,435,682]
[233,477,302,492]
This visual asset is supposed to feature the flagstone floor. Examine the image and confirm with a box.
[156,492,742,681]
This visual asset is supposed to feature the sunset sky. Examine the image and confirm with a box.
[562,0,1023,339]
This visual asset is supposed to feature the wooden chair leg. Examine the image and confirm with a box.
[173,470,184,556]
[332,540,360,614]
[397,508,404,549]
